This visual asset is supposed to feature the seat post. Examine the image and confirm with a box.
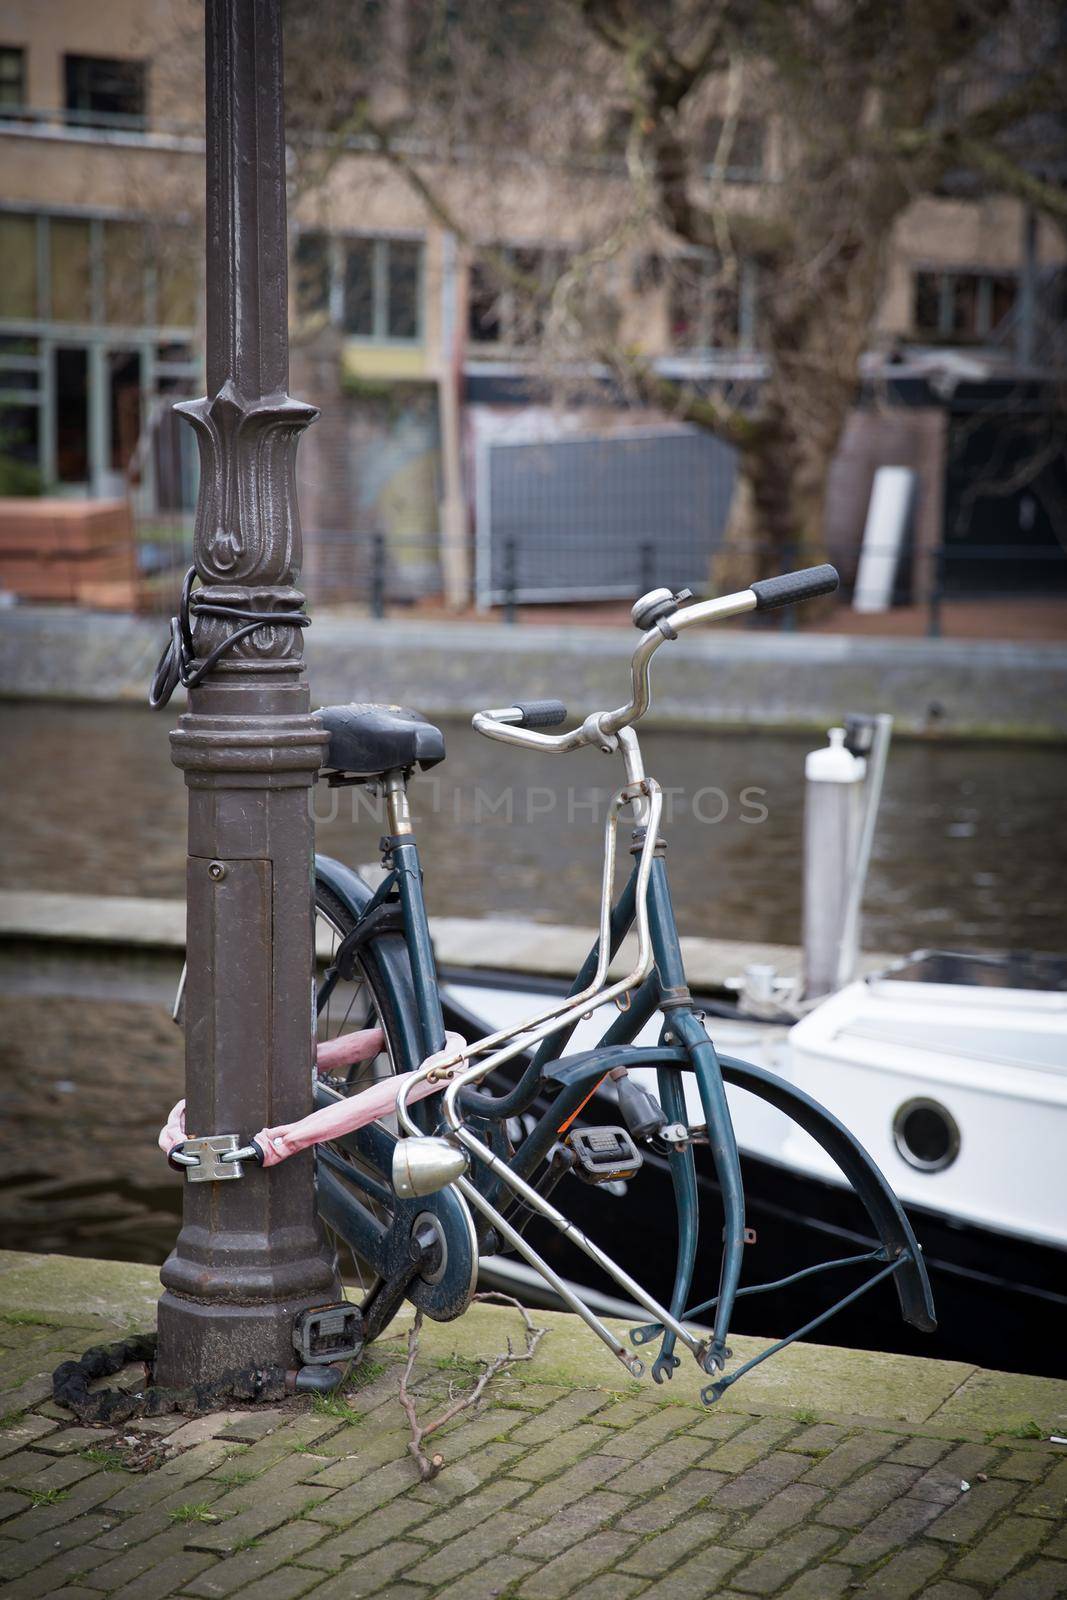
[382,770,413,837]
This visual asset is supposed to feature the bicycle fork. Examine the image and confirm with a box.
[670,1009,746,1371]
[448,1122,720,1378]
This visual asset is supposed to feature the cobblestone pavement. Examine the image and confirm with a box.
[1,1288,1066,1600]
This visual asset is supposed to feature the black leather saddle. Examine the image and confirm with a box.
[317,702,446,778]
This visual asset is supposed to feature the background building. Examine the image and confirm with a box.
[1,0,1064,612]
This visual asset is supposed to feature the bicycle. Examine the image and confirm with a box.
[301,564,935,1402]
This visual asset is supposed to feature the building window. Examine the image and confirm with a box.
[467,261,502,345]
[343,237,421,341]
[385,240,420,339]
[594,106,633,164]
[0,45,25,110]
[467,246,570,347]
[49,218,94,323]
[913,269,1018,342]
[0,333,42,494]
[703,115,765,181]
[668,253,750,351]
[292,233,423,343]
[153,226,199,327]
[343,238,375,336]
[103,221,148,326]
[64,54,147,129]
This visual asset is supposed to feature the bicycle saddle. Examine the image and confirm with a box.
[317,702,446,778]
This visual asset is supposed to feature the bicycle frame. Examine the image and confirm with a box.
[313,749,935,1394]
[309,563,934,1395]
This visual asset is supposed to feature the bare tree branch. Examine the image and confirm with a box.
[396,1294,548,1483]
[962,140,1067,229]
[339,115,544,300]
[895,51,1067,158]
[598,347,767,448]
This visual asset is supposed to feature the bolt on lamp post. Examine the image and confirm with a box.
[154,0,341,1387]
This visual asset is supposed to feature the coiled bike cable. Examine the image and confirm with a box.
[148,565,311,709]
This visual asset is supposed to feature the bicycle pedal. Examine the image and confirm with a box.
[566,1126,643,1184]
[292,1302,364,1366]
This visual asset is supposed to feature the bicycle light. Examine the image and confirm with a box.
[392,1135,469,1198]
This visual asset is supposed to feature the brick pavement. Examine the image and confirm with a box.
[0,1261,1065,1599]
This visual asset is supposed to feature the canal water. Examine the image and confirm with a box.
[1,700,1065,1271]
[3,700,1065,949]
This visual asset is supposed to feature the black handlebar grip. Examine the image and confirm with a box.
[512,699,568,729]
[750,564,839,612]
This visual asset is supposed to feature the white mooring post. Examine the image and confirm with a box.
[802,728,867,1000]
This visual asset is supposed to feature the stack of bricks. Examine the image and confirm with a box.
[0,499,138,610]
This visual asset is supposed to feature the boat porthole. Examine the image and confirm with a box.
[892,1098,960,1173]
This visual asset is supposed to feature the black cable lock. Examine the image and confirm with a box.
[148,565,311,709]
[53,1333,291,1424]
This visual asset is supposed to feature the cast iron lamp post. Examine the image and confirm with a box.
[154,0,341,1386]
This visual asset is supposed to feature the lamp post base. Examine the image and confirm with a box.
[155,1284,337,1388]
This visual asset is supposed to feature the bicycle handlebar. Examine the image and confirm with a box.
[473,565,838,754]
[511,699,569,729]
[750,563,838,612]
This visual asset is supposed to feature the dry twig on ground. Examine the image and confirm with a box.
[396,1291,548,1481]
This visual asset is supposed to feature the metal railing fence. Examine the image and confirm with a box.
[127,519,1067,636]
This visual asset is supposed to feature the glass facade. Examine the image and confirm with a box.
[0,207,199,498]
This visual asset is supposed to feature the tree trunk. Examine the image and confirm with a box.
[708,143,910,609]
[713,410,834,599]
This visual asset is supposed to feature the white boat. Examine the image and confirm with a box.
[785,950,1067,1254]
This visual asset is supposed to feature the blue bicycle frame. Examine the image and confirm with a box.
[313,822,935,1400]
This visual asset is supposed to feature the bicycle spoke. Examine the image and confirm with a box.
[334,978,368,1041]
[347,1236,367,1297]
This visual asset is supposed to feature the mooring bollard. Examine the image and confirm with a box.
[801,727,867,1000]
[153,0,341,1388]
